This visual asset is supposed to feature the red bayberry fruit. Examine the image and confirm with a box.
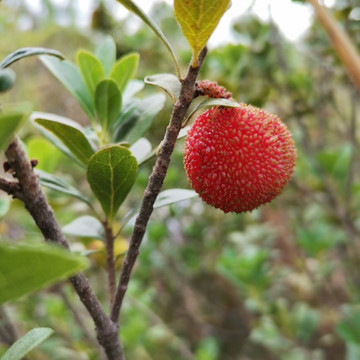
[184,105,296,213]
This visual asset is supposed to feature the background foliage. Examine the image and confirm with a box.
[1,0,360,359]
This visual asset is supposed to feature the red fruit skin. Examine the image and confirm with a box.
[184,105,296,213]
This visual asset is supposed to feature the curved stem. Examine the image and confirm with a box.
[3,138,124,360]
[307,0,360,91]
[110,47,208,323]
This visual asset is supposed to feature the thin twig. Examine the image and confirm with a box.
[110,47,208,323]
[103,221,116,305]
[0,176,22,199]
[2,138,124,360]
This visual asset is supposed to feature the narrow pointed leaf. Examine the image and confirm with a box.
[0,47,64,69]
[144,73,181,103]
[0,68,16,92]
[95,79,122,133]
[185,97,240,125]
[77,50,105,98]
[87,145,138,220]
[174,0,230,66]
[154,189,198,208]
[95,36,117,75]
[125,188,198,225]
[110,52,139,93]
[127,94,166,144]
[40,56,95,119]
[0,112,27,151]
[115,0,181,78]
[115,93,166,143]
[37,170,93,208]
[1,327,54,360]
[34,117,95,165]
[0,243,88,305]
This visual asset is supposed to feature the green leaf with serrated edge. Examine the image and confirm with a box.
[154,189,198,208]
[0,47,64,69]
[95,79,122,133]
[95,36,116,75]
[62,216,104,239]
[34,117,95,165]
[184,98,240,126]
[110,52,139,93]
[0,112,27,151]
[77,50,105,98]
[37,170,93,208]
[40,56,95,120]
[115,0,181,78]
[174,0,230,66]
[0,68,16,92]
[87,145,137,221]
[115,93,166,144]
[0,243,88,305]
[144,73,181,103]
[1,327,54,360]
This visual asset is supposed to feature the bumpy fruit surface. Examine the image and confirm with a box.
[184,105,296,213]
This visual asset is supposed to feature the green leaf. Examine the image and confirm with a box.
[0,196,10,218]
[0,112,27,151]
[0,243,88,305]
[110,52,139,93]
[95,36,117,75]
[130,138,152,164]
[144,73,181,103]
[27,136,62,173]
[62,216,104,239]
[123,188,198,227]
[77,50,105,98]
[0,68,16,92]
[0,47,64,69]
[337,306,360,344]
[87,145,138,220]
[174,0,230,66]
[123,79,144,103]
[37,170,93,208]
[115,0,181,78]
[95,79,122,133]
[32,113,81,165]
[184,98,239,126]
[34,116,95,165]
[40,56,95,119]
[114,93,166,143]
[154,189,198,208]
[1,327,54,360]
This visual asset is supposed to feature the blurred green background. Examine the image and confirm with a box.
[1,0,360,359]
